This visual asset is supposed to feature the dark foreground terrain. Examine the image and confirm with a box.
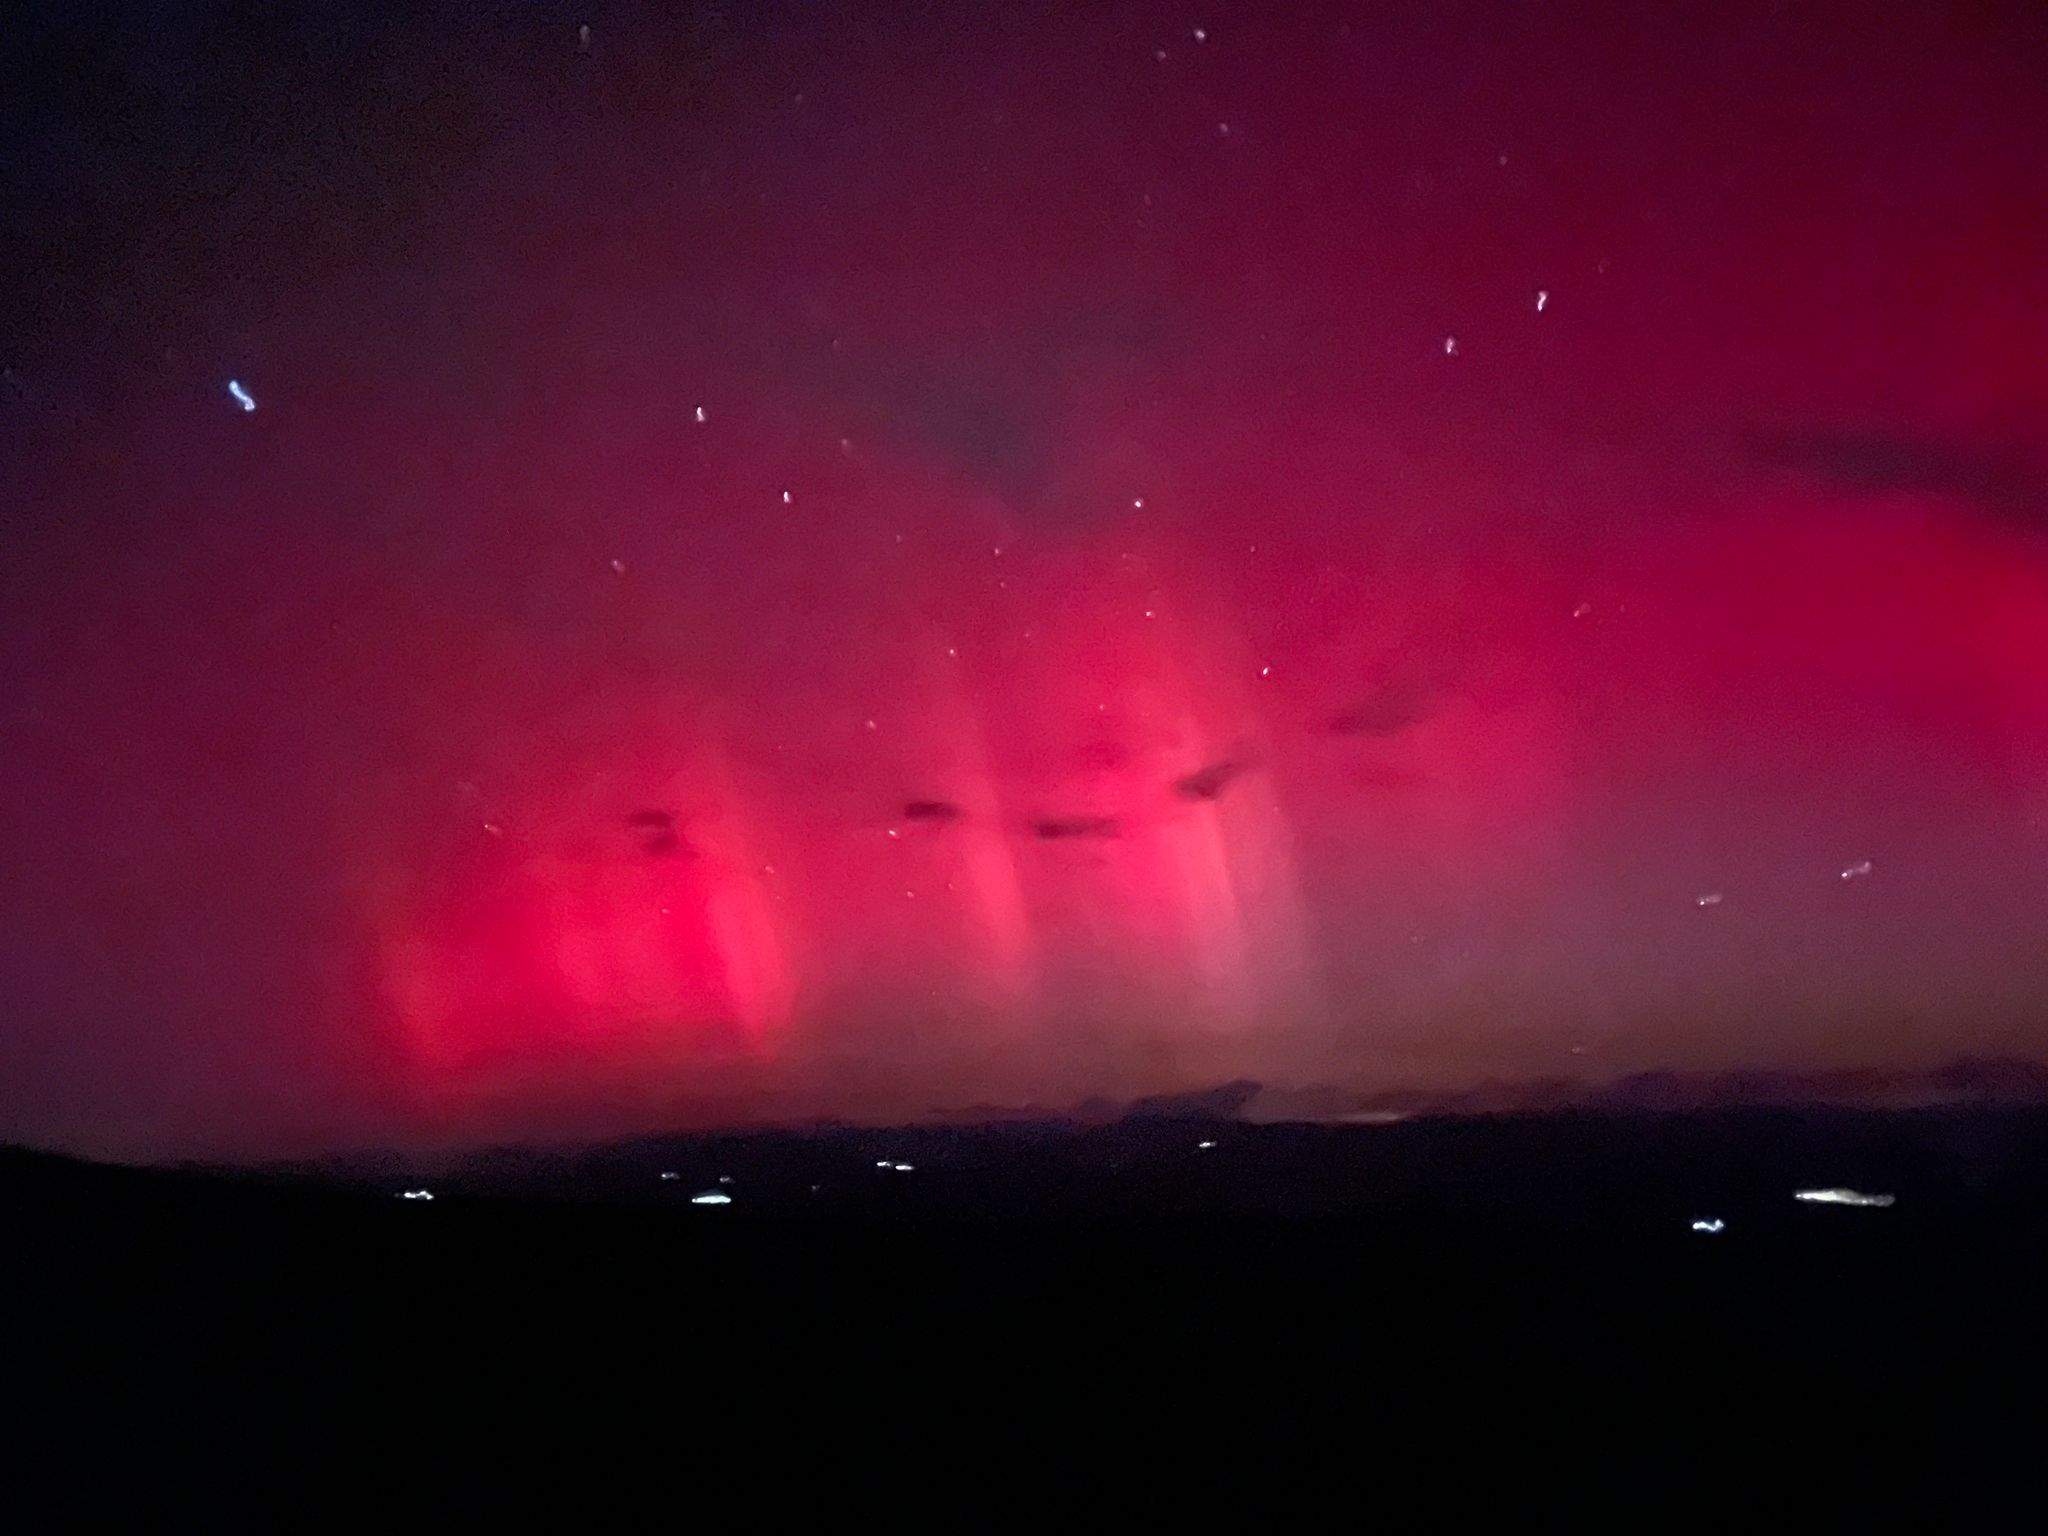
[9,1107,2047,1521]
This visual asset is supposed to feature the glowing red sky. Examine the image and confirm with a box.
[4,1,2047,1157]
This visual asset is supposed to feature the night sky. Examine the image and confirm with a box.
[4,1,2046,1159]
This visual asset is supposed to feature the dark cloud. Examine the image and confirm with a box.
[749,305,1177,517]
[1754,427,2045,519]
[627,809,689,854]
[1031,816,1121,841]
[1331,674,1440,737]
[901,799,962,823]
[1173,760,1251,802]
[888,370,1049,503]
[1351,761,1426,791]
[1075,741,1130,772]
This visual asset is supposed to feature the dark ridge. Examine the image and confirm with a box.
[641,829,691,857]
[902,799,963,822]
[1122,1080,1264,1121]
[626,809,674,829]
